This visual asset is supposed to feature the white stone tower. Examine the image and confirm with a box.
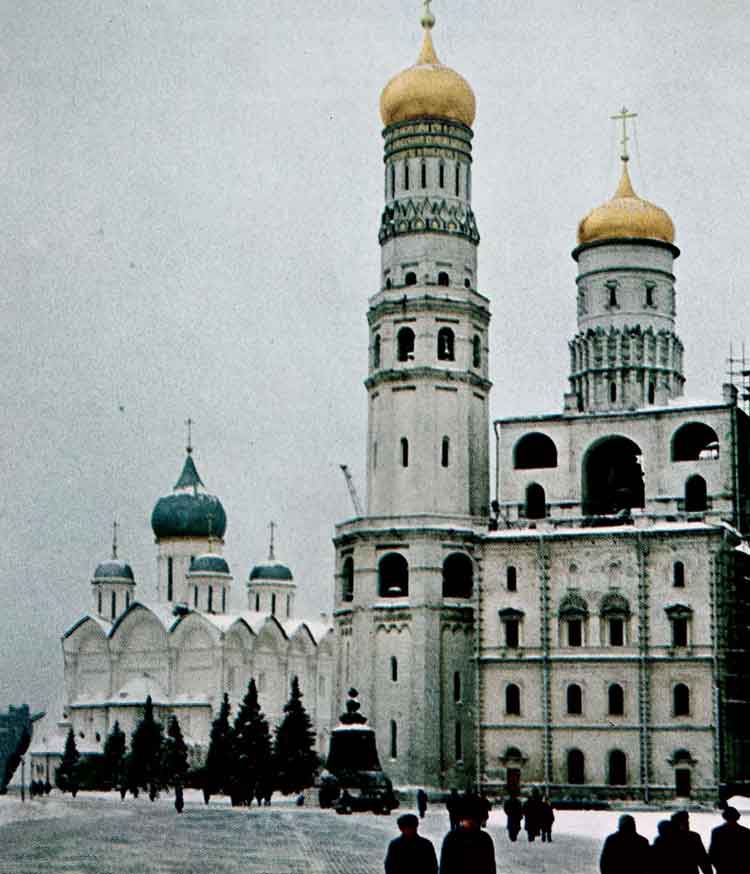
[333,4,490,789]
[568,109,683,414]
[247,523,297,618]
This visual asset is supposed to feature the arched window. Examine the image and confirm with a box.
[525,482,546,519]
[196,587,200,608]
[167,556,174,601]
[439,161,445,188]
[608,750,627,785]
[385,277,392,289]
[648,382,655,404]
[437,271,450,287]
[373,333,381,368]
[420,161,427,188]
[125,591,131,609]
[567,749,585,784]
[610,382,617,403]
[378,553,409,597]
[608,684,624,716]
[400,437,409,468]
[455,722,463,761]
[673,683,690,716]
[442,552,473,599]
[254,592,260,611]
[404,272,417,287]
[342,556,354,603]
[208,586,214,613]
[454,671,461,703]
[111,591,116,620]
[390,164,395,199]
[437,327,455,361]
[391,656,398,682]
[582,435,644,516]
[441,436,450,468]
[673,561,685,588]
[684,475,707,512]
[286,594,290,617]
[397,327,415,361]
[222,587,227,613]
[672,422,720,461]
[404,161,410,190]
[98,590,102,615]
[455,163,460,196]
[464,278,471,289]
[473,335,481,368]
[505,683,521,715]
[390,720,397,758]
[271,592,276,616]
[507,566,517,591]
[513,433,558,469]
[567,684,582,715]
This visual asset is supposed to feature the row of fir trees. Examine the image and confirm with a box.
[55,676,319,807]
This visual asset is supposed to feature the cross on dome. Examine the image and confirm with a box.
[611,106,637,162]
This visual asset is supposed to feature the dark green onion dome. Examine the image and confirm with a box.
[92,559,134,582]
[151,451,227,540]
[189,554,230,575]
[248,561,293,582]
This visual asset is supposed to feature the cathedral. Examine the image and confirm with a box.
[32,443,334,777]
[332,5,750,802]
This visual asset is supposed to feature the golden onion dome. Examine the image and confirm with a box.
[380,13,476,129]
[577,161,675,246]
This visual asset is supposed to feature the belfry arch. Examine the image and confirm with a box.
[582,435,644,516]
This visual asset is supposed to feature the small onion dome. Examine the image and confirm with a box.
[249,561,293,582]
[92,559,134,582]
[189,554,230,575]
[577,161,675,246]
[380,19,475,128]
[151,452,227,540]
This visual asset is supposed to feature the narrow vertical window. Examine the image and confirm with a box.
[610,382,617,403]
[608,683,624,715]
[455,722,463,761]
[473,335,481,368]
[222,587,226,613]
[255,593,260,611]
[507,566,517,591]
[111,591,116,620]
[421,161,427,188]
[454,163,460,196]
[404,161,410,190]
[208,586,213,613]
[390,164,395,199]
[442,436,450,468]
[505,619,520,648]
[373,333,381,368]
[567,684,582,715]
[453,671,461,703]
[98,590,102,615]
[672,617,688,647]
[271,593,276,616]
[609,618,624,646]
[125,592,131,609]
[391,656,398,682]
[505,684,521,715]
[439,161,445,188]
[286,594,291,617]
[390,720,397,758]
[373,441,378,470]
[568,619,582,647]
[194,586,198,608]
[648,382,655,404]
[674,561,685,588]
[401,437,409,468]
[467,165,471,199]
[673,683,690,716]
[167,557,173,602]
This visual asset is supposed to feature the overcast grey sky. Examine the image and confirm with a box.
[3,0,750,716]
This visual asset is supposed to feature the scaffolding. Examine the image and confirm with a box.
[728,343,750,416]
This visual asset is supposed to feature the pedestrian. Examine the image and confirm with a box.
[709,806,750,874]
[671,809,712,874]
[652,819,676,871]
[522,789,541,842]
[599,814,651,874]
[447,788,460,830]
[503,794,523,842]
[417,788,428,819]
[385,813,438,874]
[539,794,555,842]
[439,799,496,874]
[174,783,184,814]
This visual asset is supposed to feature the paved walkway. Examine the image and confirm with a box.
[0,792,640,874]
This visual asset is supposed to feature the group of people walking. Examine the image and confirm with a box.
[502,789,555,842]
[601,808,750,874]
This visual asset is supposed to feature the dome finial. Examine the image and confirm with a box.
[184,416,195,454]
[417,0,439,65]
[112,518,118,560]
[268,520,276,561]
[421,0,435,30]
[611,105,637,163]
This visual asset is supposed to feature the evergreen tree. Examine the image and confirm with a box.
[273,676,318,795]
[204,692,232,801]
[102,721,127,793]
[162,715,189,789]
[128,695,164,801]
[56,727,80,796]
[228,679,272,806]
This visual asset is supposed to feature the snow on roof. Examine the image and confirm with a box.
[486,519,720,540]
[62,613,112,639]
[301,621,334,644]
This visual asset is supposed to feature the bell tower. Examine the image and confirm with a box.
[333,3,489,789]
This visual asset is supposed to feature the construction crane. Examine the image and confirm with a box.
[340,464,364,517]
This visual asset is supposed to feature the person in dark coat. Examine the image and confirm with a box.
[599,814,651,874]
[522,790,542,842]
[385,813,438,874]
[539,795,555,842]
[671,810,712,874]
[652,819,677,871]
[503,795,523,842]
[439,801,496,874]
[417,788,428,819]
[709,806,750,874]
[446,789,460,830]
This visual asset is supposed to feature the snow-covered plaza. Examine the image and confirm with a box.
[0,790,742,874]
